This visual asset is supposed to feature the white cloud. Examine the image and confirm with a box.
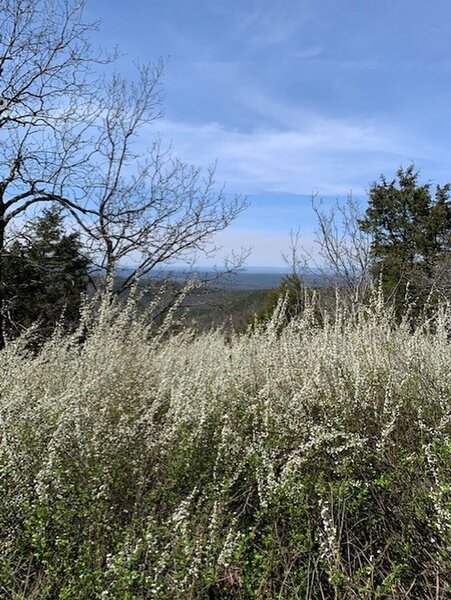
[234,1,313,47]
[155,114,427,196]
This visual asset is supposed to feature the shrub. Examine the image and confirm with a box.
[0,291,450,598]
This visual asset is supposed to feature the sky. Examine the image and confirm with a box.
[85,0,451,267]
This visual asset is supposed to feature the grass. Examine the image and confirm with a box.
[0,289,450,598]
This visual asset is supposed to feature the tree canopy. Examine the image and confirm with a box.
[359,165,451,309]
[3,205,90,339]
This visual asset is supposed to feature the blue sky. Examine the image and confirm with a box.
[86,0,451,266]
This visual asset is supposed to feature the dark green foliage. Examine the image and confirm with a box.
[249,273,305,327]
[3,206,90,339]
[359,165,451,312]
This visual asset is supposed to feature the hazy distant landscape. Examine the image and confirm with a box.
[121,266,327,290]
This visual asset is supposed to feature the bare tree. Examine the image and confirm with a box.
[0,0,247,346]
[283,193,372,309]
[0,0,104,345]
[69,67,248,294]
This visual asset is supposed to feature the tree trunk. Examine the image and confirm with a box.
[0,206,5,350]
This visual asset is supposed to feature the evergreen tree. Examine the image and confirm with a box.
[3,206,90,339]
[359,165,451,312]
[249,273,306,328]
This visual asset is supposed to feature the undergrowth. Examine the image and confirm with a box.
[0,290,450,598]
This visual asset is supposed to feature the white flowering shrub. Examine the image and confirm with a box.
[0,290,450,598]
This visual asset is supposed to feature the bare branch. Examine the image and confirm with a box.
[0,0,248,347]
[283,193,372,308]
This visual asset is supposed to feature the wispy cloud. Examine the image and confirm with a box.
[234,1,312,46]
[291,45,326,60]
[156,113,427,196]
